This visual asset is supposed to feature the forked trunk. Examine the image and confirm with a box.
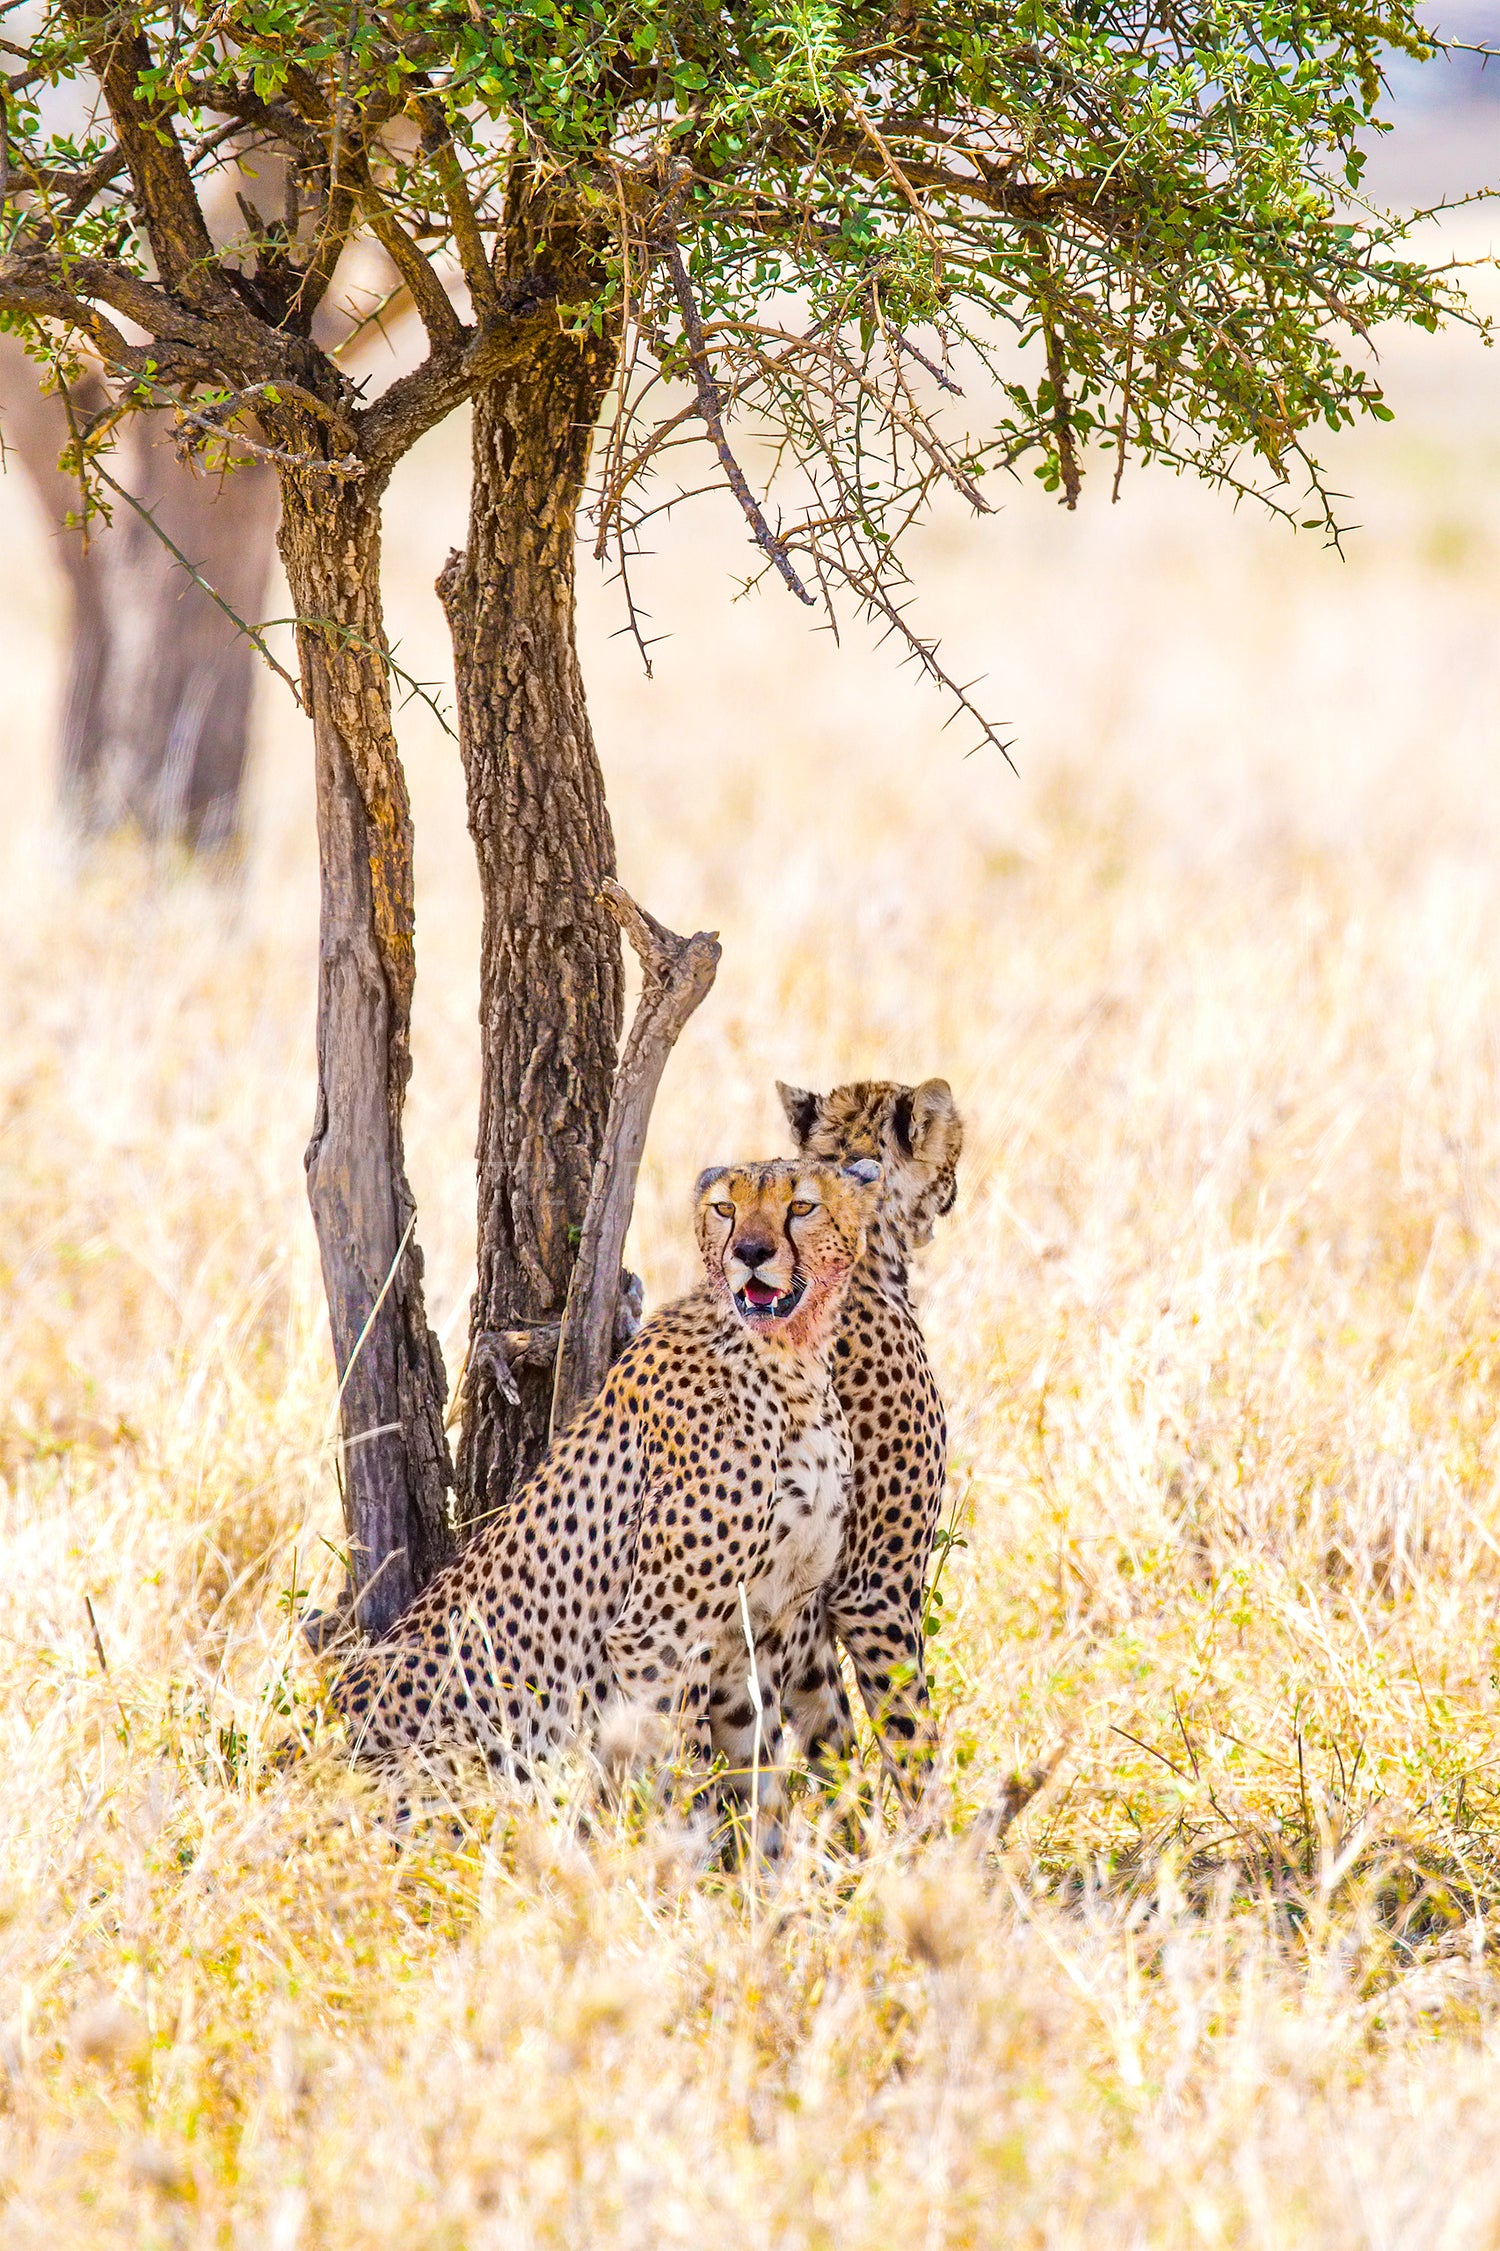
[439,323,623,1530]
[277,466,453,1632]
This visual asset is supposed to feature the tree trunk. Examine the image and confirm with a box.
[0,339,277,849]
[439,320,624,1532]
[276,464,453,1633]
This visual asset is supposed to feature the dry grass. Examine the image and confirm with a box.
[3,231,1500,2245]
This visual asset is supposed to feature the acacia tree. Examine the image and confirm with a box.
[0,3,1475,1631]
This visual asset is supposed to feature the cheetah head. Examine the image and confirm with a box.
[775,1077,963,1252]
[693,1157,881,1349]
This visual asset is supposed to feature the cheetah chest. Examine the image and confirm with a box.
[747,1410,851,1635]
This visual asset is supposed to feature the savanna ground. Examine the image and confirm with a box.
[4,163,1500,2241]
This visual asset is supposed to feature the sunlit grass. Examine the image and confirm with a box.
[3,256,1500,2242]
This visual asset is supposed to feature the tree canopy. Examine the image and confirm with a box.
[0,3,1480,740]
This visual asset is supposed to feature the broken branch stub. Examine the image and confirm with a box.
[549,880,720,1438]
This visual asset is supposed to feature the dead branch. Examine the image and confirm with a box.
[607,536,662,676]
[1112,257,1139,505]
[550,881,720,1437]
[126,382,363,477]
[845,99,945,281]
[636,316,991,515]
[822,547,1015,768]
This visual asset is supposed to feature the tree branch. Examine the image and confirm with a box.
[67,6,232,317]
[348,154,462,348]
[0,267,138,367]
[691,134,1131,238]
[549,881,720,1437]
[664,238,815,606]
[463,1282,643,1412]
[357,299,544,477]
[421,108,500,323]
[0,249,291,391]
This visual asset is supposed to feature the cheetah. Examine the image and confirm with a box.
[773,1078,963,1793]
[331,1157,882,1823]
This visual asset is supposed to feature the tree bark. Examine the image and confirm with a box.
[0,339,277,848]
[438,316,624,1532]
[276,461,453,1633]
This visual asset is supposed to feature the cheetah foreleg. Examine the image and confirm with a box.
[707,1613,795,1857]
[835,1599,939,1800]
[603,1610,714,1785]
[780,1592,859,1781]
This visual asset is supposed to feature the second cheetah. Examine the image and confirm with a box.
[774,1077,963,1791]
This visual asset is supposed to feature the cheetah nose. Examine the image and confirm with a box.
[735,1237,776,1270]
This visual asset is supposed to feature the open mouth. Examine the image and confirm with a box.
[734,1276,807,1323]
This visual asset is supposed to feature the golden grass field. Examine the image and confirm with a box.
[2,209,1500,2244]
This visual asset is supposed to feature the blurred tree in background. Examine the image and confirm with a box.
[0,2,1479,1630]
[0,339,275,848]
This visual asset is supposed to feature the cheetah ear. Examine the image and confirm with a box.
[841,1157,881,1188]
[776,1080,823,1146]
[694,1165,728,1202]
[900,1079,962,1163]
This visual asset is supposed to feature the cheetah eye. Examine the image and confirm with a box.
[713,1201,736,1220]
[788,1199,818,1218]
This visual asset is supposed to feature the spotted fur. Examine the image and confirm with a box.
[331,1158,880,1824]
[774,1077,963,1790]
